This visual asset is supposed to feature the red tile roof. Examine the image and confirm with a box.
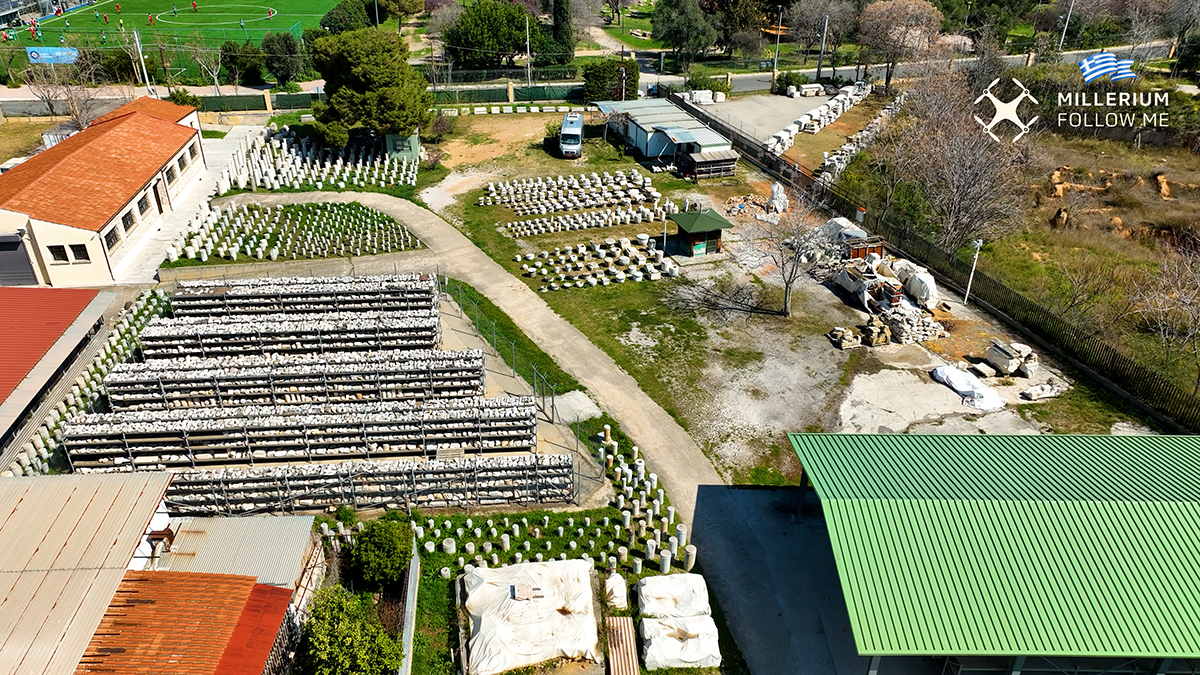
[90,96,195,126]
[217,585,294,675]
[0,287,98,407]
[75,571,290,675]
[0,111,197,232]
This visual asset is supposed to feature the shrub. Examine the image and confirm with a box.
[270,80,304,93]
[167,89,202,108]
[774,70,810,95]
[684,67,730,96]
[320,0,370,33]
[351,519,413,590]
[581,58,639,101]
[545,118,562,138]
[298,586,403,675]
[426,114,456,142]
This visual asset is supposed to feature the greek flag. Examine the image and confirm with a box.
[1111,59,1137,80]
[1079,52,1118,82]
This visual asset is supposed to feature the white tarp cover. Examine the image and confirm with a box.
[641,616,722,670]
[904,272,939,309]
[605,572,628,609]
[636,574,711,618]
[930,365,1006,411]
[890,258,924,284]
[819,216,868,242]
[463,560,599,675]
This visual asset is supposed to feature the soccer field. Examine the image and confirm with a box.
[10,0,337,47]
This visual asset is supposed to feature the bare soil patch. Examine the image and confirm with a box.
[441,113,561,168]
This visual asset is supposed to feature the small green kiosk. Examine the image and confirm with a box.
[669,209,730,257]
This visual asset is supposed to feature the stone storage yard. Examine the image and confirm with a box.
[59,275,577,515]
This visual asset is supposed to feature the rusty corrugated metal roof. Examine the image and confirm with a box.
[216,584,293,675]
[0,287,99,407]
[0,473,172,675]
[75,571,288,675]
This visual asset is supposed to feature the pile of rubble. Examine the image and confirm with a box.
[724,194,771,218]
[824,251,950,347]
[883,307,946,344]
[815,92,907,188]
[972,340,1040,379]
[765,81,872,156]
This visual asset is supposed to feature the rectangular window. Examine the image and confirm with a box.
[177,156,187,172]
[122,211,135,231]
[69,244,89,261]
[103,228,120,250]
[138,194,151,214]
[165,167,177,185]
[48,245,68,262]
[189,143,198,159]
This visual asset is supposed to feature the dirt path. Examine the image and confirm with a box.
[212,190,726,526]
[420,167,502,213]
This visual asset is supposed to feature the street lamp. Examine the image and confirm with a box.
[1058,0,1075,49]
[963,238,983,306]
[773,7,785,73]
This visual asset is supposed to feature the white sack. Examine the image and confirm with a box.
[636,573,711,618]
[641,616,722,670]
[464,560,598,675]
[931,365,1006,411]
[605,573,628,609]
[904,272,939,309]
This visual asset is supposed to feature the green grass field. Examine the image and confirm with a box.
[9,0,335,49]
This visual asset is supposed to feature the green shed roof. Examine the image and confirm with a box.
[788,433,1200,659]
[668,210,731,234]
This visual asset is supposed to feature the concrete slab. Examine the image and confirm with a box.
[707,94,832,144]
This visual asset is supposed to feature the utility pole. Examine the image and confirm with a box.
[1058,0,1075,49]
[619,64,626,100]
[963,238,983,306]
[525,16,532,87]
[374,0,379,26]
[772,7,784,72]
[133,30,154,98]
[815,14,828,81]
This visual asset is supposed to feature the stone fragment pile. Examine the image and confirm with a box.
[766,81,872,156]
[3,290,169,477]
[815,92,907,188]
[105,349,485,410]
[881,306,945,344]
[167,201,419,264]
[216,125,417,194]
[168,454,573,514]
[172,274,436,316]
[58,276,573,512]
[515,234,680,292]
[501,198,680,238]
[479,169,661,216]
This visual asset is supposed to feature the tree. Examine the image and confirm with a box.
[426,1,463,37]
[729,28,766,57]
[1165,0,1200,75]
[444,0,537,67]
[582,57,640,100]
[25,56,105,130]
[572,0,605,33]
[183,39,223,95]
[821,0,857,78]
[788,0,827,64]
[858,0,943,91]
[299,586,403,675]
[351,519,413,590]
[652,0,717,67]
[714,0,766,54]
[321,0,371,33]
[605,0,632,25]
[221,41,265,89]
[553,0,575,59]
[262,32,305,86]
[312,28,432,145]
[752,192,838,316]
[1133,255,1200,395]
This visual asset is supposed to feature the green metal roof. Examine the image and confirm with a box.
[669,210,731,234]
[788,433,1200,658]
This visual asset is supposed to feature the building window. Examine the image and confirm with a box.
[165,166,177,185]
[103,228,120,250]
[70,244,89,261]
[48,245,68,262]
[189,143,199,159]
[177,156,188,172]
[122,211,135,231]
[138,194,151,214]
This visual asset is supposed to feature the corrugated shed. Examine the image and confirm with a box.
[158,515,315,589]
[215,585,293,675]
[75,571,263,675]
[789,433,1200,658]
[0,287,99,407]
[0,473,171,675]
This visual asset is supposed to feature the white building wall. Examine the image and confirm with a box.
[23,217,111,287]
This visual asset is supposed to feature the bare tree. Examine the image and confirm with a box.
[187,38,222,96]
[24,55,106,130]
[1165,0,1200,73]
[1133,255,1200,394]
[858,0,943,91]
[667,273,776,320]
[823,0,858,78]
[752,192,839,316]
[867,120,920,231]
[605,0,632,25]
[787,0,826,64]
[1036,252,1139,332]
[573,0,605,31]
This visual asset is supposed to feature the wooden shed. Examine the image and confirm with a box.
[669,210,730,257]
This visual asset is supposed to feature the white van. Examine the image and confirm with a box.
[558,112,583,159]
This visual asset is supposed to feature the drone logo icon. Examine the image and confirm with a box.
[973,78,1040,143]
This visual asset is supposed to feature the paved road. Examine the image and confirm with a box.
[210,190,726,526]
